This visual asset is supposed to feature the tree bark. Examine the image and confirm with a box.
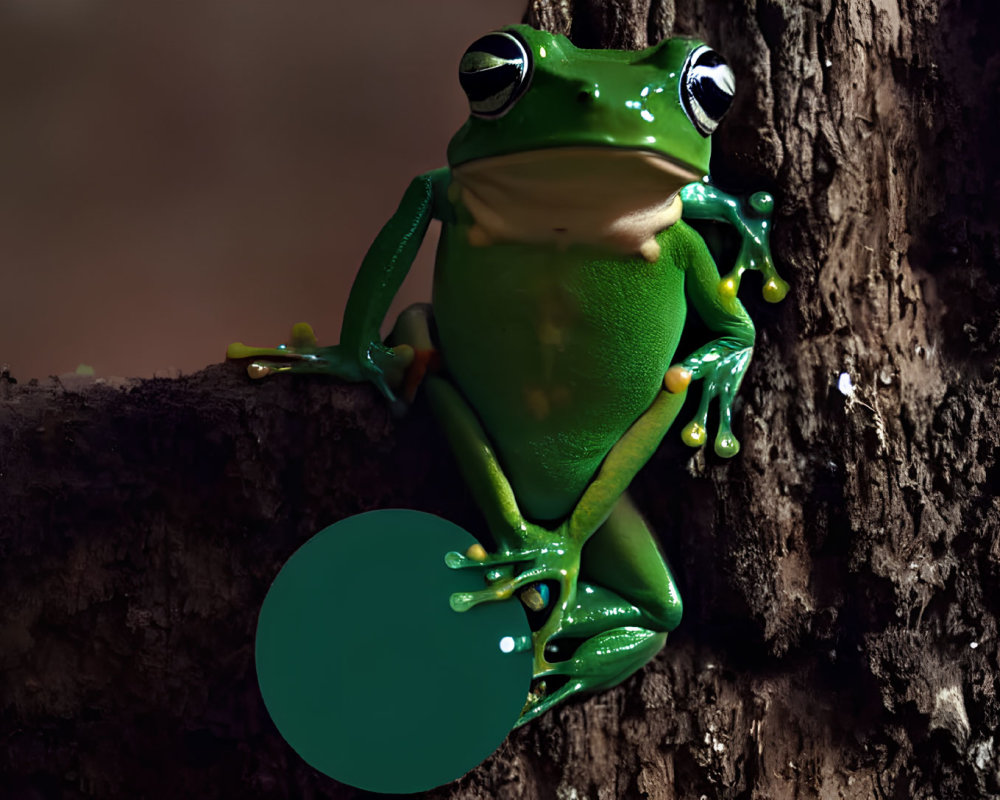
[2,1,999,798]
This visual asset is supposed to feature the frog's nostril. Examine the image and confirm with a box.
[576,89,594,104]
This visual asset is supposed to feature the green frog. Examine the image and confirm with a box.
[229,24,786,725]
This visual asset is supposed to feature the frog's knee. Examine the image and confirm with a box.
[388,303,436,351]
[387,304,441,401]
[643,587,683,632]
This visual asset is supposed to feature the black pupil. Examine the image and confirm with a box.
[459,33,527,113]
[690,51,733,121]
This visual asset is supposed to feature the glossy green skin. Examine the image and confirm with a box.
[447,28,711,171]
[435,223,684,522]
[229,24,786,726]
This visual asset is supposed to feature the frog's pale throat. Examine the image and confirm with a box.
[451,147,703,263]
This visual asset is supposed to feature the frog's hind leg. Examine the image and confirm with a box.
[518,494,682,724]
[421,371,532,554]
[578,492,682,632]
[385,302,441,402]
[518,621,667,726]
[389,304,526,549]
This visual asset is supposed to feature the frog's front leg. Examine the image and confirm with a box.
[657,221,764,458]
[226,169,448,402]
[676,184,789,454]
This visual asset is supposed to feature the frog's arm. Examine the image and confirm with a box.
[680,180,789,303]
[226,167,451,400]
[669,221,758,457]
[337,167,451,396]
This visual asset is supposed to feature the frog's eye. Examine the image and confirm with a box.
[459,31,532,118]
[680,45,735,136]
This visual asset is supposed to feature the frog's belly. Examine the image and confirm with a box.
[433,225,687,522]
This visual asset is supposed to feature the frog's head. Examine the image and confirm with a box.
[447,24,735,176]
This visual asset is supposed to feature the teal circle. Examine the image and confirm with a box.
[255,510,532,794]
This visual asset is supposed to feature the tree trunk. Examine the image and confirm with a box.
[2,1,998,798]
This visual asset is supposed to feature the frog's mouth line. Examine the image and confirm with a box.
[451,147,704,262]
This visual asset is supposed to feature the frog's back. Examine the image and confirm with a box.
[433,222,699,521]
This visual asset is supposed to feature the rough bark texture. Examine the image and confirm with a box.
[2,0,998,798]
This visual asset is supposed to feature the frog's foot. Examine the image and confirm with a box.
[716,191,789,304]
[227,321,321,371]
[680,182,789,303]
[673,344,752,458]
[516,628,668,727]
[446,539,582,674]
[445,542,580,613]
[227,322,413,399]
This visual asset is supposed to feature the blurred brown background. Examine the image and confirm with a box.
[0,0,524,379]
